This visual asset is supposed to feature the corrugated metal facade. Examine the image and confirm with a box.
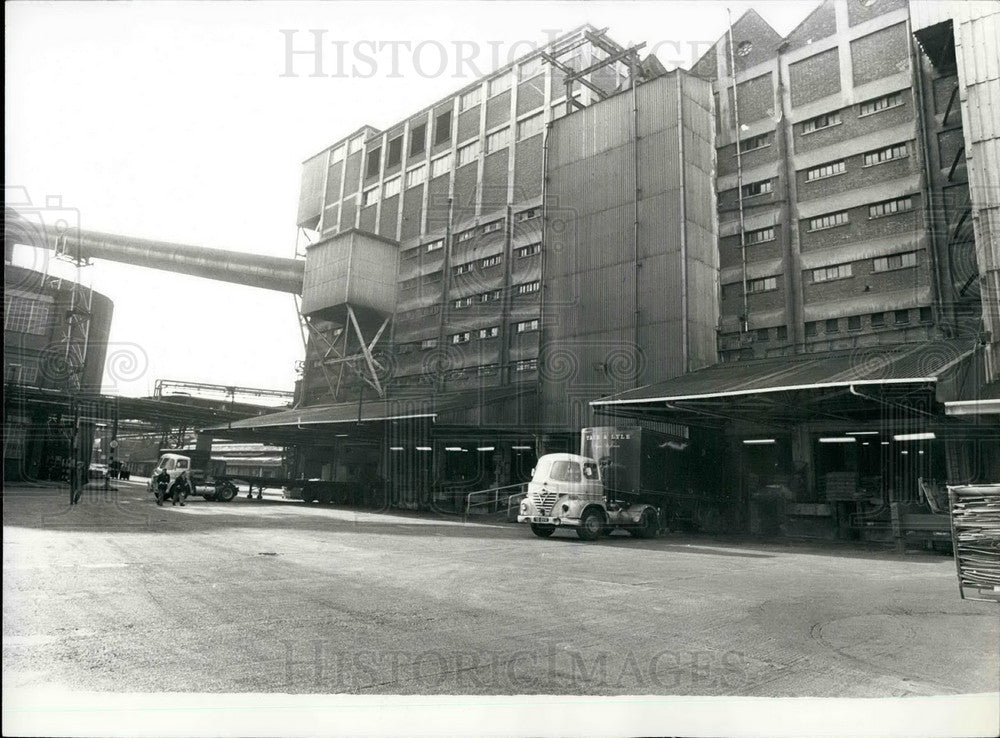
[540,71,718,429]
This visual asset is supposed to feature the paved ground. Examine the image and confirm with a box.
[3,480,997,697]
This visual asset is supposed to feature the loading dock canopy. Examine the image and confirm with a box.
[204,386,536,442]
[591,341,980,427]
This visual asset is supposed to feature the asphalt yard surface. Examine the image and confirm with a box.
[3,480,998,697]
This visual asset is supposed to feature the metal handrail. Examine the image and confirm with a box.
[464,483,526,517]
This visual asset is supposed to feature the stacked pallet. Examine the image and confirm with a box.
[948,484,1000,602]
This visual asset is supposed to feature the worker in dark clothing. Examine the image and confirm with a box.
[154,470,187,507]
[69,458,85,505]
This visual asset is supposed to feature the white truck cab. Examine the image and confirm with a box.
[517,452,659,540]
[147,452,238,502]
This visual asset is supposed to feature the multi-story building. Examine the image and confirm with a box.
[229,26,719,506]
[690,0,981,362]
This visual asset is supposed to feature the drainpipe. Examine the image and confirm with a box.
[677,71,690,373]
[631,61,642,387]
[727,9,749,335]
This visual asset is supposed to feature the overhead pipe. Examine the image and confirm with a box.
[6,211,305,294]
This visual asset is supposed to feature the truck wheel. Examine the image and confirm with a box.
[530,524,555,538]
[577,509,605,541]
[215,482,237,503]
[632,509,659,539]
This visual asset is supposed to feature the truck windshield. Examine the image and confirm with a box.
[550,460,581,482]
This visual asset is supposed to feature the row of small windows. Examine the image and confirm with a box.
[801,142,909,184]
[725,251,920,295]
[392,358,538,383]
[806,195,914,231]
[741,179,773,198]
[450,325,501,344]
[799,92,905,136]
[453,254,502,275]
[805,307,932,336]
[451,280,538,307]
[401,321,540,353]
[403,234,540,262]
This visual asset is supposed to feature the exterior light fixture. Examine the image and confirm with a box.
[893,432,936,441]
[416,446,432,452]
[742,439,777,445]
[511,445,533,450]
[846,431,879,436]
[819,437,856,443]
[389,446,405,451]
[445,446,463,452]
[477,446,496,452]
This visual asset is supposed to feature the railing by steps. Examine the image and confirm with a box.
[464,483,527,519]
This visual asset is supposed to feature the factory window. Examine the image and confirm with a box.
[422,271,443,285]
[453,261,475,276]
[420,338,439,350]
[805,321,818,337]
[396,343,415,355]
[480,289,502,303]
[863,142,908,167]
[457,141,480,167]
[366,147,381,177]
[486,127,511,153]
[737,40,753,57]
[776,326,788,341]
[348,135,364,154]
[515,358,538,372]
[848,316,862,331]
[721,283,740,301]
[478,363,499,376]
[744,226,775,245]
[453,296,473,309]
[869,196,913,219]
[424,238,444,253]
[481,220,503,235]
[434,110,452,145]
[516,319,539,333]
[456,228,476,243]
[402,246,420,260]
[3,294,51,335]
[409,123,427,157]
[451,332,471,344]
[383,176,401,198]
[479,326,499,339]
[515,242,541,258]
[460,87,481,110]
[481,254,502,268]
[871,312,886,327]
[805,160,846,182]
[858,91,903,117]
[516,281,540,295]
[920,306,933,323]
[873,251,918,272]
[405,164,426,188]
[361,186,379,207]
[386,135,403,168]
[746,276,778,294]
[488,72,512,96]
[400,277,419,291]
[519,56,544,81]
[756,328,770,342]
[430,153,452,178]
[330,144,346,163]
[894,309,910,325]
[740,132,772,152]
[811,263,853,283]
[801,110,842,135]
[5,361,39,384]
[807,210,849,231]
[515,207,540,222]
[517,112,544,140]
[741,179,772,198]
[825,318,839,334]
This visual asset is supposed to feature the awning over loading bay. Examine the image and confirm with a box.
[590,341,994,430]
[202,386,538,444]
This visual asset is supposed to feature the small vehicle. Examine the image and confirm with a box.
[88,463,108,480]
[147,452,238,503]
[517,452,660,540]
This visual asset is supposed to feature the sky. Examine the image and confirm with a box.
[5,0,821,399]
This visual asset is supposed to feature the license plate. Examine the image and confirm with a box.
[532,516,554,524]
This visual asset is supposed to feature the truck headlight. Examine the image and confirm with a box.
[520,501,528,513]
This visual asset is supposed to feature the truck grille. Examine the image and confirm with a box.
[531,490,559,516]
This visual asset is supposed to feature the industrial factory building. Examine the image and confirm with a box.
[215,26,721,511]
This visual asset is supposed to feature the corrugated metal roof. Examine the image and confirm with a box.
[592,340,977,405]
[208,386,533,432]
